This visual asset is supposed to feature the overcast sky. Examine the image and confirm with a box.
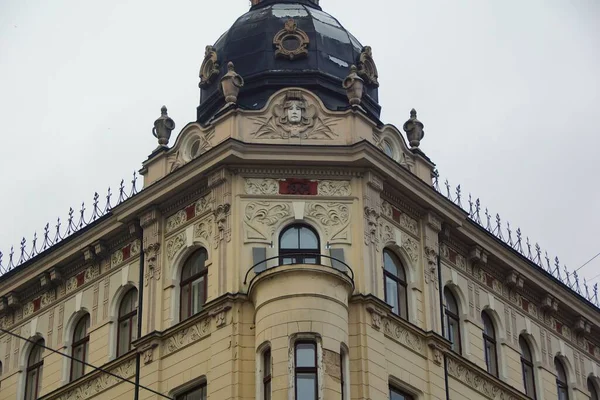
[0,0,598,285]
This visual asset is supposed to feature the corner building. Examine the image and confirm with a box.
[1,1,599,399]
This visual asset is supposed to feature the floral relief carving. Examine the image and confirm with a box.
[166,210,187,233]
[244,178,280,195]
[165,318,211,355]
[317,180,351,196]
[305,203,351,243]
[380,200,418,236]
[379,219,394,245]
[66,276,78,293]
[382,319,423,352]
[166,195,213,233]
[22,302,34,317]
[166,231,186,260]
[447,357,521,400]
[244,202,292,243]
[194,216,214,242]
[110,250,123,267]
[402,236,419,264]
[41,290,56,307]
[249,90,341,140]
[84,264,100,281]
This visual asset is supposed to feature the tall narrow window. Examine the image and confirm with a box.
[390,386,413,400]
[482,311,498,377]
[71,314,90,381]
[383,250,408,319]
[279,224,320,265]
[175,383,207,400]
[263,349,272,400]
[444,287,461,353]
[117,288,139,357]
[180,249,208,321]
[295,342,317,400]
[340,350,347,400]
[24,339,44,400]
[588,378,599,400]
[555,358,569,400]
[519,335,536,399]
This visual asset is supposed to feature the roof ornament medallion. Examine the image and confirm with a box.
[343,65,365,106]
[152,105,176,146]
[357,46,379,87]
[273,18,310,60]
[198,45,220,88]
[403,108,425,149]
[220,62,244,104]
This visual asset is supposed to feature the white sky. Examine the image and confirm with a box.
[0,0,599,284]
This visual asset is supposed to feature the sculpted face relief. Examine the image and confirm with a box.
[287,101,303,124]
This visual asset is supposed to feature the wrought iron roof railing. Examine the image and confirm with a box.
[0,172,140,276]
[432,169,599,309]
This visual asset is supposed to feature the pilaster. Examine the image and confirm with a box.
[140,208,163,335]
[362,171,383,297]
[422,211,442,333]
[209,168,233,295]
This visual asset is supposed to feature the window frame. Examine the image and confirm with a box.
[279,224,321,265]
[482,312,498,377]
[389,385,414,400]
[294,341,318,400]
[70,314,90,382]
[175,382,207,400]
[588,377,599,400]
[383,249,408,319]
[24,339,45,400]
[519,336,537,399]
[117,288,138,357]
[443,287,462,354]
[263,348,272,400]
[555,357,569,400]
[179,249,209,321]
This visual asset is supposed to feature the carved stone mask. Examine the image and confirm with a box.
[286,100,303,124]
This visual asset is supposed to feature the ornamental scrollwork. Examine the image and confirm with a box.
[382,319,423,353]
[165,318,211,355]
[273,18,309,60]
[166,231,186,260]
[194,216,214,243]
[317,180,351,196]
[244,202,292,243]
[245,178,280,195]
[198,45,220,88]
[305,203,351,244]
[357,46,379,87]
[402,236,419,264]
[447,357,521,400]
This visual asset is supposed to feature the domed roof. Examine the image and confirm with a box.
[196,1,381,124]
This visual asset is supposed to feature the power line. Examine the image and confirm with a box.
[0,328,173,400]
[574,251,600,273]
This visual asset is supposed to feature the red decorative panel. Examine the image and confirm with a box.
[185,204,196,220]
[279,179,318,195]
[392,208,401,223]
[33,298,41,312]
[448,249,457,264]
[76,272,85,287]
[522,299,529,312]
[588,342,595,355]
[122,244,131,260]
[556,321,563,334]
[485,274,494,288]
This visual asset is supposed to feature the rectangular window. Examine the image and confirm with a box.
[263,349,272,400]
[176,383,207,400]
[295,342,317,400]
[390,386,413,400]
[340,351,345,400]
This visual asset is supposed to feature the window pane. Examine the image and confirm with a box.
[558,387,568,400]
[281,227,298,249]
[296,343,316,367]
[265,381,271,400]
[192,276,206,314]
[448,318,460,353]
[383,251,399,276]
[72,344,85,380]
[390,387,409,400]
[25,369,37,400]
[398,284,407,320]
[304,256,317,264]
[299,227,318,249]
[519,336,532,361]
[444,288,458,314]
[383,140,394,157]
[523,364,535,398]
[485,340,497,376]
[589,378,599,400]
[264,351,271,376]
[385,276,399,315]
[482,313,495,338]
[74,316,89,341]
[118,319,130,356]
[131,315,138,342]
[181,284,191,319]
[296,373,316,400]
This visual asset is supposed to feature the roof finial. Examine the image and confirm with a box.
[152,105,176,147]
[403,108,425,149]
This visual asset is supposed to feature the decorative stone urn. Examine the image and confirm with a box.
[403,108,425,148]
[152,105,176,146]
[342,65,364,106]
[220,62,244,104]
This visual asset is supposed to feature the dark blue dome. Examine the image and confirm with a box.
[197,1,381,124]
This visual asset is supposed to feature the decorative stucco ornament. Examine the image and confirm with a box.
[198,45,220,88]
[220,62,244,104]
[342,65,364,106]
[273,19,310,60]
[357,46,379,87]
[403,108,425,149]
[152,105,176,146]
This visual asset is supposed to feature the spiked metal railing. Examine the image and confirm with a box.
[433,169,599,309]
[0,171,140,276]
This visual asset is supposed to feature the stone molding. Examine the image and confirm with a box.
[244,178,351,197]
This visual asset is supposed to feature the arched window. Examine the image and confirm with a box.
[519,335,536,399]
[443,287,461,353]
[279,224,320,265]
[382,140,394,157]
[482,311,498,377]
[383,250,408,319]
[555,357,569,400]
[24,339,44,400]
[588,377,599,400]
[71,314,90,381]
[180,249,208,321]
[117,288,138,357]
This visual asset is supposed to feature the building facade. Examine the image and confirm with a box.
[1,1,599,400]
